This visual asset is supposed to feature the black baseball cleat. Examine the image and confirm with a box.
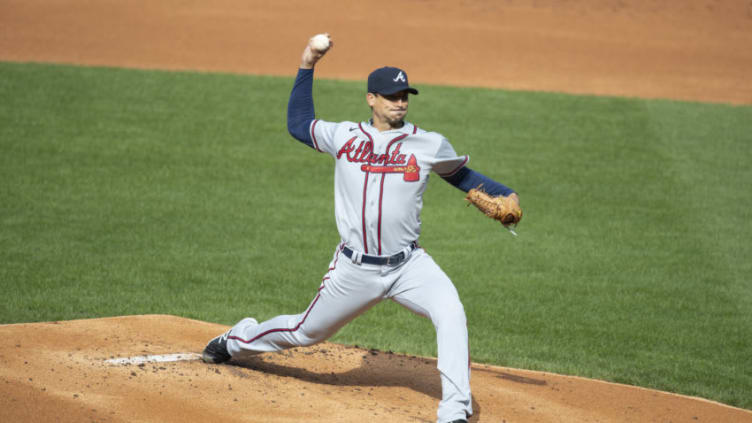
[448,420,468,423]
[201,331,232,364]
[201,318,258,364]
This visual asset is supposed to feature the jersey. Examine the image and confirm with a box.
[309,119,468,256]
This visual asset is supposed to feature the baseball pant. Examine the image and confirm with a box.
[226,244,472,423]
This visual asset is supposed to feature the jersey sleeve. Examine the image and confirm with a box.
[431,137,469,177]
[308,119,342,155]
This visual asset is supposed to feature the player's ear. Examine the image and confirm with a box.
[366,92,377,107]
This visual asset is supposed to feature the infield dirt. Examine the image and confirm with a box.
[1,0,751,422]
[2,315,751,422]
[1,0,751,104]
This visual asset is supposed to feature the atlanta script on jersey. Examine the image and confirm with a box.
[310,119,469,256]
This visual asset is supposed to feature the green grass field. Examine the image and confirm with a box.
[1,61,750,409]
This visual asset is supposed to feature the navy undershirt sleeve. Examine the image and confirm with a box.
[442,166,516,196]
[287,68,316,148]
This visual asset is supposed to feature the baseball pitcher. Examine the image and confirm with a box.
[202,34,522,423]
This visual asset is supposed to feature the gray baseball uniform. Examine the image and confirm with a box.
[200,38,514,422]
[226,116,473,422]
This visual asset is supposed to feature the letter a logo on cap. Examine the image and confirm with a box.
[368,67,418,95]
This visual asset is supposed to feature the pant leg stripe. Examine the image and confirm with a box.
[229,292,322,344]
[228,244,344,345]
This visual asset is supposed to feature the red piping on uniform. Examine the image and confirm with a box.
[377,133,409,255]
[441,155,469,177]
[310,119,321,152]
[359,123,375,253]
[331,242,344,269]
[230,244,344,345]
[361,171,370,253]
[377,173,386,255]
[231,293,322,344]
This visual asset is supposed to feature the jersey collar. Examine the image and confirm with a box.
[364,119,416,135]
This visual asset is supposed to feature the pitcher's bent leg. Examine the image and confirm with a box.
[226,310,321,357]
[226,258,386,359]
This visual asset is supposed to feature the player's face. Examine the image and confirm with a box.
[367,90,409,130]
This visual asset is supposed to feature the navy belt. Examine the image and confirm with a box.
[343,242,418,266]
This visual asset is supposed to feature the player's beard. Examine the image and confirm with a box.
[385,109,407,128]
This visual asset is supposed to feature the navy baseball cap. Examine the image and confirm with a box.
[367,66,419,95]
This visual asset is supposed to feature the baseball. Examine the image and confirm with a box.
[310,33,330,52]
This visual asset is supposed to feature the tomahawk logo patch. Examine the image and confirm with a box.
[361,154,420,182]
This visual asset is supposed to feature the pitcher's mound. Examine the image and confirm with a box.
[0,315,749,422]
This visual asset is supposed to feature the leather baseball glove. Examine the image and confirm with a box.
[466,187,522,226]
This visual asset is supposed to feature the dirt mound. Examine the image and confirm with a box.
[1,315,750,422]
